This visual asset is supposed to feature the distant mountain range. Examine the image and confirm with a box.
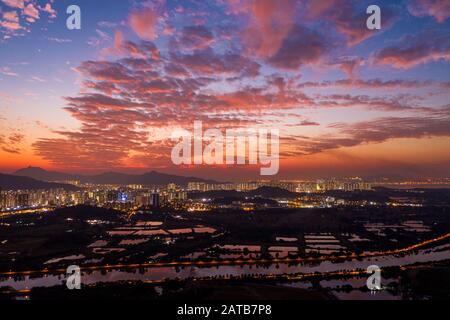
[0,173,79,191]
[189,186,298,200]
[14,167,77,182]
[12,166,218,186]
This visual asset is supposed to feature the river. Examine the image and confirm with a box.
[1,244,449,291]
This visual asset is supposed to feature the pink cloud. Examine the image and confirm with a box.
[1,0,26,9]
[41,3,57,19]
[299,78,450,90]
[0,19,22,31]
[1,1,58,38]
[226,0,296,58]
[0,10,22,30]
[179,25,214,50]
[23,3,39,23]
[318,1,396,47]
[113,30,123,49]
[409,0,450,23]
[305,0,338,18]
[245,0,296,57]
[76,61,134,83]
[312,94,429,112]
[373,28,450,69]
[129,8,158,40]
[171,48,260,77]
[330,56,364,79]
[103,31,160,60]
[374,46,450,69]
[0,66,19,76]
[3,10,19,22]
[268,25,327,70]
[121,40,160,60]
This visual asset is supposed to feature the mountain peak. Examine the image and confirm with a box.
[0,173,79,191]
[16,166,47,173]
[12,167,218,186]
[14,167,73,182]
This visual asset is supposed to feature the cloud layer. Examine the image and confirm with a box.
[0,0,448,177]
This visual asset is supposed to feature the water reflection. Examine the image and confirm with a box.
[1,245,449,291]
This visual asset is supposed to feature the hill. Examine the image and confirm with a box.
[14,166,79,182]
[0,173,79,191]
[189,186,298,200]
[13,167,218,186]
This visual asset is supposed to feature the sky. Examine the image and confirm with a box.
[0,0,450,181]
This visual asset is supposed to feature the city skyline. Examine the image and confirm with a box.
[1,0,450,181]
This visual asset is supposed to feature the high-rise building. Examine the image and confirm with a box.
[150,192,160,207]
[188,182,204,191]
[0,189,6,210]
[167,183,178,191]
[16,193,29,207]
[136,193,150,207]
[107,190,118,202]
[118,192,128,203]
[128,184,143,190]
[168,190,187,202]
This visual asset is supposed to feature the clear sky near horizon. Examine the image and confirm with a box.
[0,0,450,180]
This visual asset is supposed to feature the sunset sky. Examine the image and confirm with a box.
[0,0,450,180]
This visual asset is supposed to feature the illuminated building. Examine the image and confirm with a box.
[0,191,6,209]
[167,183,178,191]
[188,182,203,191]
[135,193,150,207]
[128,184,143,190]
[16,193,29,207]
[118,192,128,203]
[107,190,118,202]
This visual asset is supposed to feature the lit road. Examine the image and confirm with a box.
[0,207,54,218]
[1,232,449,277]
